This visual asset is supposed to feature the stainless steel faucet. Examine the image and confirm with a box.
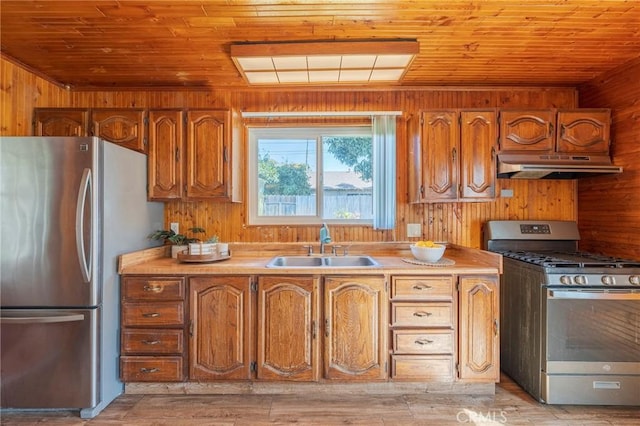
[319,223,331,254]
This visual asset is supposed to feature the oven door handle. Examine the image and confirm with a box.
[548,289,640,300]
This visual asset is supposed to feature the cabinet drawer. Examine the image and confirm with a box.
[391,355,454,381]
[392,330,454,354]
[391,277,453,300]
[122,302,184,326]
[123,277,185,301]
[120,356,184,382]
[391,302,453,327]
[122,329,184,354]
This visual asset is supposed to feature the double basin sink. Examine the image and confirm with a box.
[266,255,380,268]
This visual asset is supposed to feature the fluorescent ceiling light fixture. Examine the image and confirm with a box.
[231,40,418,85]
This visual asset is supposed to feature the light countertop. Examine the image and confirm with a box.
[119,243,502,276]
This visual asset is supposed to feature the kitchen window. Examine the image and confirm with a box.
[247,117,396,228]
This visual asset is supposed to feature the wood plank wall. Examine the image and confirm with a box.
[1,57,578,249]
[578,57,640,259]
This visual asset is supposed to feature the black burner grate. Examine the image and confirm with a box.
[497,250,640,268]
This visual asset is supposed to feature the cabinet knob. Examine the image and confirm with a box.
[141,340,161,345]
[415,338,434,345]
[143,285,163,293]
[413,311,433,318]
[140,367,159,373]
[142,312,160,318]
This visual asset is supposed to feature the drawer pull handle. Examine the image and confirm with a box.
[415,338,434,345]
[142,312,160,318]
[140,367,159,373]
[143,285,163,293]
[142,339,160,345]
[413,311,432,317]
[413,284,432,290]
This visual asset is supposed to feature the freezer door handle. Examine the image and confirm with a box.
[76,167,92,283]
[0,313,85,324]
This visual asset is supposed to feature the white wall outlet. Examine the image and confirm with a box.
[501,188,514,198]
[170,222,179,234]
[407,223,422,237]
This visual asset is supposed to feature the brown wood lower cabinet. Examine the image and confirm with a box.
[189,276,253,380]
[323,276,387,381]
[257,276,320,381]
[458,275,500,382]
[120,273,498,386]
[389,275,456,381]
[120,276,187,382]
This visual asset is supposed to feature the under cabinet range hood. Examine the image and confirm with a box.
[497,153,623,179]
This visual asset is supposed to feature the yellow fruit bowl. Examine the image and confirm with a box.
[410,242,446,262]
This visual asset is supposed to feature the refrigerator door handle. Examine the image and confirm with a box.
[76,168,92,283]
[0,313,85,324]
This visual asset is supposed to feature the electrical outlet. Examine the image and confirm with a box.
[170,222,179,234]
[501,188,514,198]
[407,223,422,237]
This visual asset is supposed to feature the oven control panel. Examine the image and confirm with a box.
[520,224,551,234]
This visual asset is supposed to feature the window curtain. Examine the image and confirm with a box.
[372,115,396,230]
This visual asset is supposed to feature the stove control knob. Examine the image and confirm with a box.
[574,275,587,285]
[601,275,615,286]
[630,275,640,286]
[560,275,572,285]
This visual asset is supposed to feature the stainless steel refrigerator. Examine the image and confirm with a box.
[0,137,164,418]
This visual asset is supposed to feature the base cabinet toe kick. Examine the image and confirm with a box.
[119,273,499,390]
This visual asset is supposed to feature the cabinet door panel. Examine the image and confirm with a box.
[556,110,610,154]
[148,110,184,200]
[120,356,184,381]
[459,276,499,382]
[186,110,229,198]
[122,329,184,354]
[460,110,496,199]
[122,302,184,327]
[33,109,89,136]
[422,111,458,201]
[122,277,185,301]
[391,355,454,381]
[391,276,453,301]
[392,330,454,355]
[91,109,146,153]
[391,302,454,328]
[257,276,320,381]
[324,276,387,381]
[499,110,554,152]
[189,276,252,380]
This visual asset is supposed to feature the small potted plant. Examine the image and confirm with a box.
[148,227,207,258]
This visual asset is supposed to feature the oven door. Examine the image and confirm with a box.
[542,288,640,405]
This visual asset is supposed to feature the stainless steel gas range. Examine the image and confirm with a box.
[483,220,640,406]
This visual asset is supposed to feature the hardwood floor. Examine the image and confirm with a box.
[1,375,638,425]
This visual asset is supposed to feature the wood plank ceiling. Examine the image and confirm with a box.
[1,0,639,90]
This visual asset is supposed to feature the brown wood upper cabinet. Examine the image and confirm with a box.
[91,109,146,153]
[409,109,497,203]
[257,276,321,381]
[323,276,387,381]
[147,110,184,200]
[34,108,146,152]
[499,109,610,154]
[186,110,229,199]
[147,109,241,202]
[33,108,89,137]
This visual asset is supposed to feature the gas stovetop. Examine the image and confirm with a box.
[498,250,640,269]
[484,220,640,287]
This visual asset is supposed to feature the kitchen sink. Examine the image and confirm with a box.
[266,255,380,268]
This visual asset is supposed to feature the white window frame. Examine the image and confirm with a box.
[247,125,373,226]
